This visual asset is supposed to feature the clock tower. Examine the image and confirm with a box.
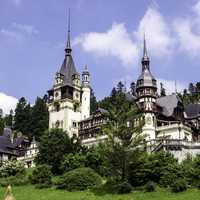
[136,36,157,140]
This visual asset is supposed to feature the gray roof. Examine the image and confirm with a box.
[137,68,157,88]
[156,94,182,117]
[185,104,200,119]
[0,128,16,155]
[59,54,79,86]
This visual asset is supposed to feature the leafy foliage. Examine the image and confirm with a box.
[144,181,156,192]
[35,129,79,174]
[0,160,25,177]
[14,97,32,138]
[29,97,49,141]
[56,167,102,191]
[170,178,187,193]
[29,164,52,187]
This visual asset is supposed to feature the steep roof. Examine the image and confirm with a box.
[0,128,16,155]
[59,54,79,86]
[185,103,200,119]
[156,94,182,117]
[57,11,79,87]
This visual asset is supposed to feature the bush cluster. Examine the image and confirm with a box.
[29,164,52,188]
[56,167,102,191]
[0,175,28,186]
[170,179,187,193]
[0,160,25,177]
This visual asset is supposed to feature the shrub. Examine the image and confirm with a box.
[159,164,184,188]
[29,164,52,187]
[0,160,25,177]
[0,175,28,186]
[144,181,156,192]
[61,153,86,172]
[170,179,187,193]
[114,181,132,194]
[56,167,102,191]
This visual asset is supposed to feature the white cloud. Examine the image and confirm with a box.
[157,79,186,95]
[73,23,139,66]
[0,29,22,40]
[134,6,174,58]
[12,23,39,35]
[0,23,39,42]
[0,93,18,115]
[173,0,200,57]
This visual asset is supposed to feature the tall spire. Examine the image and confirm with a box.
[65,9,72,55]
[142,33,150,71]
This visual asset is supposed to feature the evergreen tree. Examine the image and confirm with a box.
[4,110,13,128]
[0,117,4,134]
[196,82,200,93]
[160,82,166,96]
[130,82,136,96]
[14,97,32,138]
[90,89,98,114]
[35,128,80,174]
[102,92,144,181]
[188,83,195,94]
[116,81,125,93]
[30,97,49,141]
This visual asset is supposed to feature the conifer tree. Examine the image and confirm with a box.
[30,97,49,141]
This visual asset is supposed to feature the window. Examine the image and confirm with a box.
[73,121,77,128]
[55,120,60,128]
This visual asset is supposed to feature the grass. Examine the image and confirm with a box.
[0,185,200,200]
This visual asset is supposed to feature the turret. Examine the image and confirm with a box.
[135,35,157,140]
[81,65,90,120]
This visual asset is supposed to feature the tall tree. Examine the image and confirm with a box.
[4,110,13,128]
[130,82,136,96]
[102,92,144,181]
[160,82,166,96]
[30,97,49,141]
[90,89,98,114]
[116,81,125,93]
[14,97,32,137]
[35,128,80,174]
[188,83,195,94]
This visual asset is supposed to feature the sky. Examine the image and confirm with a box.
[0,0,200,114]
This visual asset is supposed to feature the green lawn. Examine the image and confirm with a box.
[0,186,200,200]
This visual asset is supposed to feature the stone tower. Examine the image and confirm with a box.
[47,12,90,137]
[136,36,157,140]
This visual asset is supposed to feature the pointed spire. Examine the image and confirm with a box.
[143,33,148,59]
[65,9,72,55]
[142,33,150,71]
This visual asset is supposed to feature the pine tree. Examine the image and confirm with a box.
[30,97,49,141]
[102,93,144,181]
[130,82,136,96]
[14,97,32,138]
[90,89,98,114]
[160,82,166,96]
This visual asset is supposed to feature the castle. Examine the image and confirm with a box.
[47,18,200,161]
[47,18,90,138]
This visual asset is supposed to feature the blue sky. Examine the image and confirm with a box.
[0,0,200,114]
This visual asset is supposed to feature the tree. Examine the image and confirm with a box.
[102,92,144,182]
[90,89,98,114]
[14,97,32,138]
[30,97,49,141]
[196,82,200,93]
[4,110,13,128]
[160,82,166,96]
[0,117,4,134]
[130,82,136,96]
[116,81,125,93]
[35,129,80,174]
[188,83,195,94]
